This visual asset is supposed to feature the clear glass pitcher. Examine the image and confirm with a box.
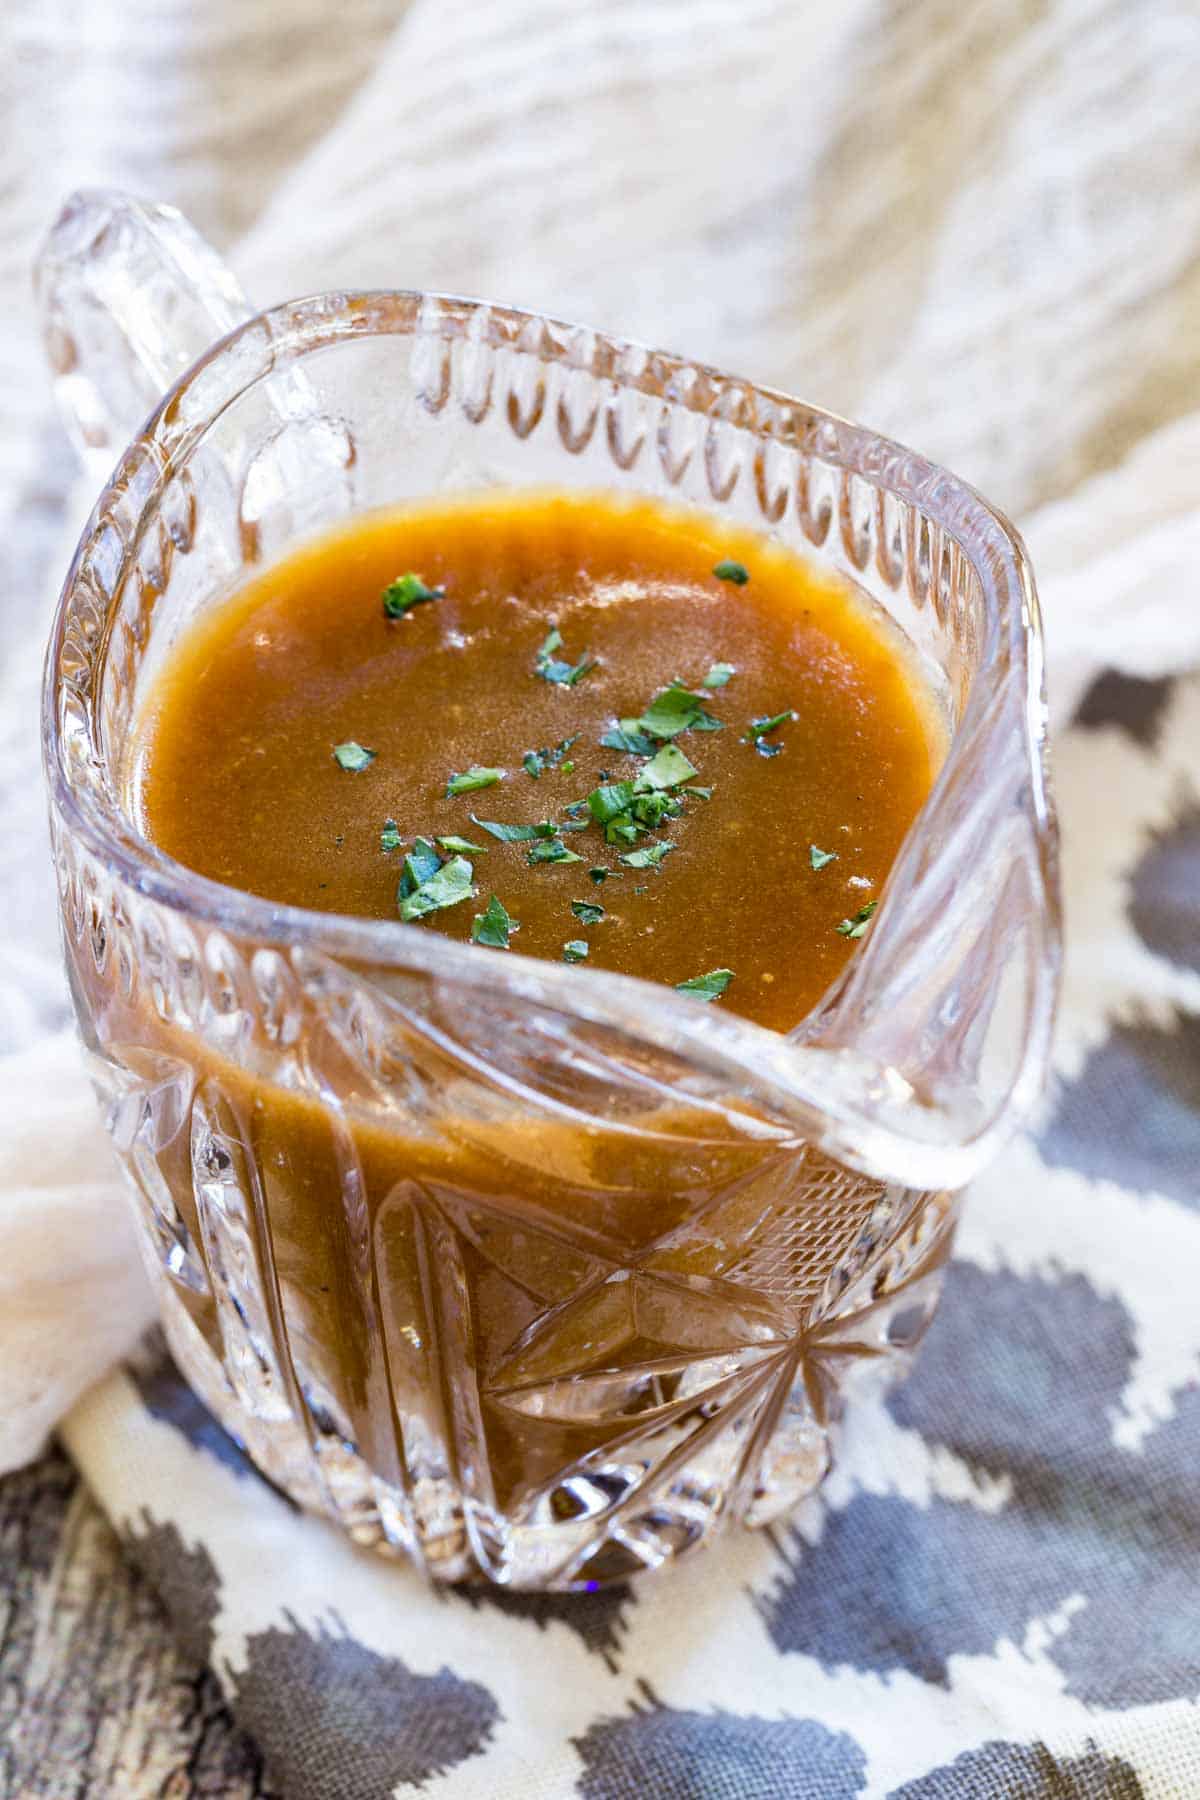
[38,190,1060,1590]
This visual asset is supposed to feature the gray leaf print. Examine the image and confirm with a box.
[573,1680,867,1798]
[1074,669,1175,748]
[762,1262,1200,1708]
[228,1615,500,1797]
[889,1737,1143,1797]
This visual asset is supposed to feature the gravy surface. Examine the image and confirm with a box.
[132,490,941,1030]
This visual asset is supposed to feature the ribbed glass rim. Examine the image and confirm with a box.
[43,289,1061,1185]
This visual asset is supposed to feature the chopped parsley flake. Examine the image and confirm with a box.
[398,855,475,922]
[712,560,749,585]
[836,900,877,938]
[399,837,442,897]
[620,840,676,869]
[522,736,578,780]
[686,785,713,801]
[445,765,503,798]
[675,967,735,1001]
[471,894,517,948]
[437,835,487,855]
[588,866,613,884]
[570,900,605,925]
[562,940,589,963]
[382,572,445,617]
[527,838,583,866]
[600,724,656,756]
[333,741,376,772]
[535,625,597,687]
[742,710,797,741]
[742,709,797,756]
[380,819,403,853]
[471,816,556,843]
[634,743,698,792]
[636,681,722,740]
[587,781,636,825]
[629,791,682,830]
[702,662,736,688]
[810,844,838,871]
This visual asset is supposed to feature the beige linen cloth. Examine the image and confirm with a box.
[0,4,1199,1787]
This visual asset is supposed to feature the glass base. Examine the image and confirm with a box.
[138,1177,958,1592]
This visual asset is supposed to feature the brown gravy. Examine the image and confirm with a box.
[131,490,941,1030]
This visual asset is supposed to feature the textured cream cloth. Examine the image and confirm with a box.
[1,0,1199,1475]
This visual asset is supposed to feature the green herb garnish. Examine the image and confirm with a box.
[382,573,445,617]
[523,734,579,780]
[675,967,735,1001]
[333,741,376,772]
[399,837,442,898]
[686,786,713,801]
[571,900,605,925]
[562,940,589,963]
[636,681,722,741]
[836,900,877,938]
[471,894,517,949]
[535,626,597,687]
[742,709,797,757]
[600,724,656,756]
[471,816,557,843]
[712,560,749,585]
[702,662,736,688]
[438,835,487,855]
[587,781,636,825]
[446,765,503,798]
[620,841,676,869]
[810,845,838,871]
[398,855,475,922]
[634,743,698,792]
[629,791,682,830]
[589,866,612,884]
[742,710,796,740]
[528,838,584,866]
[380,819,403,853]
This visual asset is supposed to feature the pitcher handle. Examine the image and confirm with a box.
[35,190,254,472]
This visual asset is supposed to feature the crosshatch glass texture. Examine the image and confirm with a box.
[39,193,1059,1588]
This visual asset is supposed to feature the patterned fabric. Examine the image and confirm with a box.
[59,671,1200,1795]
[1,0,1198,1791]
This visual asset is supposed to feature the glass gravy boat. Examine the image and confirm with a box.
[38,191,1060,1590]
